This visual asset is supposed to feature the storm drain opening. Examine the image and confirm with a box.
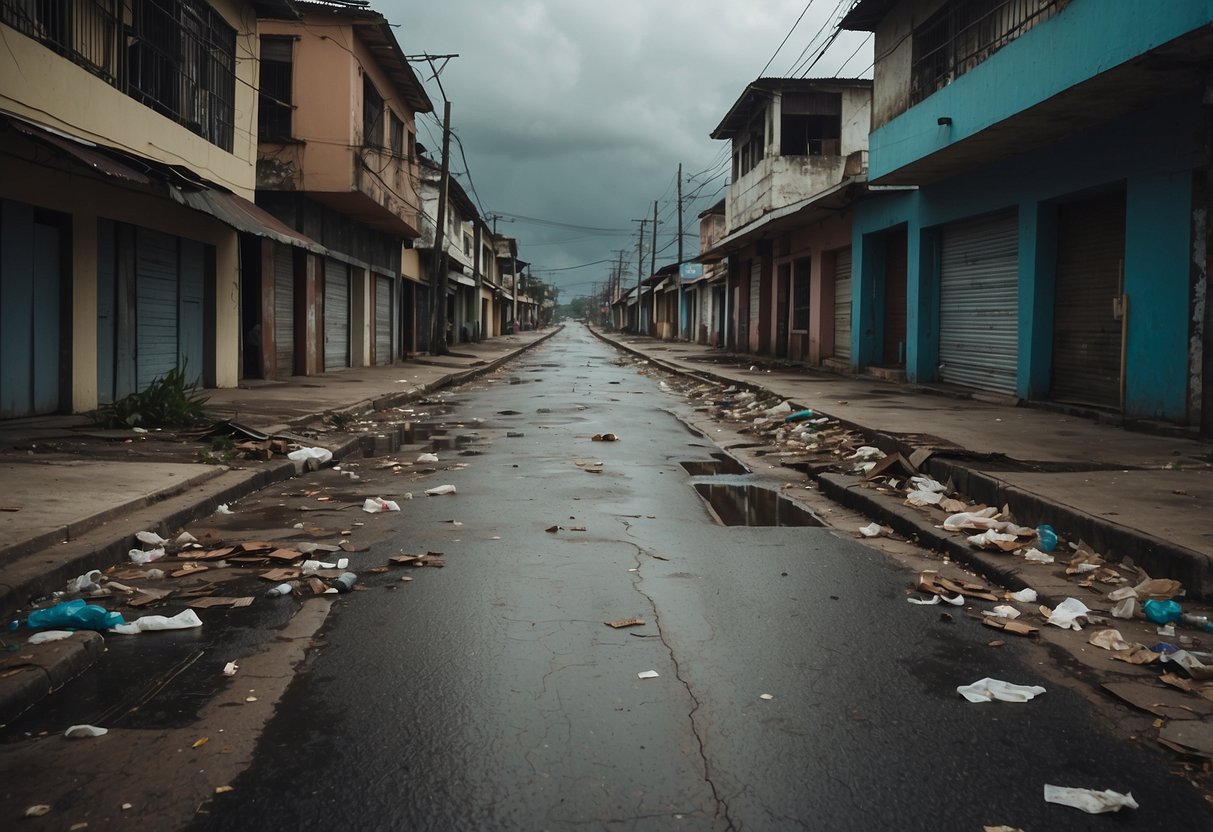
[680,453,749,477]
[694,483,823,527]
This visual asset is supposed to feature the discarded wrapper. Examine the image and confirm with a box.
[425,485,457,496]
[637,670,660,679]
[362,497,401,513]
[223,661,239,677]
[957,677,1046,703]
[605,617,645,629]
[1042,785,1138,814]
[64,724,108,738]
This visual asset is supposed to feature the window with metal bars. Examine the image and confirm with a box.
[910,0,1067,105]
[258,36,293,141]
[362,75,384,148]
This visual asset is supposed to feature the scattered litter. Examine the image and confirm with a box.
[1102,681,1213,721]
[24,805,51,818]
[906,489,944,507]
[111,609,202,635]
[215,504,234,515]
[64,569,103,594]
[1045,598,1091,631]
[287,447,333,465]
[591,433,620,442]
[362,497,401,513]
[637,670,660,679]
[1143,599,1182,625]
[858,522,890,538]
[1158,720,1213,758]
[64,724,108,738]
[1022,548,1054,564]
[1134,577,1183,600]
[1035,524,1058,552]
[1042,785,1138,814]
[783,409,814,423]
[759,693,775,700]
[176,532,198,546]
[136,530,168,546]
[957,678,1046,703]
[18,599,124,632]
[1089,629,1132,651]
[425,485,457,496]
[188,597,254,609]
[214,786,234,795]
[967,530,1021,551]
[129,547,165,564]
[192,737,209,749]
[27,630,75,644]
[906,596,941,606]
[1008,588,1037,603]
[605,618,645,629]
[763,400,792,417]
[223,662,238,677]
[417,453,439,463]
[981,618,1039,638]
[981,605,1021,620]
[908,476,947,493]
[846,446,883,462]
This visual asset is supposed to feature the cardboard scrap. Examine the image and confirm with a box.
[188,596,254,609]
[170,563,209,578]
[917,570,999,602]
[259,568,301,582]
[1102,681,1212,721]
[264,548,303,562]
[1158,721,1213,759]
[193,547,236,561]
[605,617,645,629]
[128,588,172,607]
[981,617,1039,638]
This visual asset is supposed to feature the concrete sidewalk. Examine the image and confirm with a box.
[0,328,557,620]
[592,327,1213,599]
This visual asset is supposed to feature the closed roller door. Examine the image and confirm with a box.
[178,239,204,387]
[274,247,294,377]
[749,261,761,350]
[1051,193,1125,409]
[324,260,350,372]
[939,214,1018,394]
[883,230,907,367]
[136,228,179,389]
[833,248,852,360]
[375,274,392,365]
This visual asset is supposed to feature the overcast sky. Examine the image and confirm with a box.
[378,0,873,299]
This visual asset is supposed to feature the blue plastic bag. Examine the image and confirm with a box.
[1035,524,1058,553]
[16,599,125,632]
[1143,598,1182,625]
[783,409,815,424]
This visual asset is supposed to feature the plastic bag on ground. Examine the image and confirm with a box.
[1042,785,1138,814]
[136,530,168,546]
[65,569,102,594]
[942,507,1000,532]
[908,476,947,493]
[858,522,886,538]
[957,678,1046,703]
[1111,596,1137,620]
[288,447,333,464]
[968,530,1020,551]
[846,446,883,462]
[1046,598,1091,631]
[982,605,1021,620]
[1009,588,1037,603]
[1022,548,1054,564]
[129,547,165,564]
[1089,629,1132,651]
[18,599,124,632]
[27,630,75,644]
[425,485,457,496]
[906,490,944,507]
[417,453,439,463]
[110,609,202,635]
[362,498,401,513]
[64,724,108,739]
[762,400,792,417]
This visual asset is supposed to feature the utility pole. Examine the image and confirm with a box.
[650,200,657,336]
[677,162,684,340]
[631,217,648,333]
[430,100,453,355]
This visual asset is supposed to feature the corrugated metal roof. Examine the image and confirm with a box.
[168,187,327,253]
[7,117,151,184]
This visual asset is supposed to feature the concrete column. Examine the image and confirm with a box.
[1018,200,1057,401]
[905,222,939,383]
[213,232,240,388]
[856,230,887,370]
[351,266,370,367]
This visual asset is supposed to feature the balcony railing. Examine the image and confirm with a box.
[2,0,236,152]
[911,0,1068,105]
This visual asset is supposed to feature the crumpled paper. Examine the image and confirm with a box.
[1046,598,1090,631]
[1042,785,1138,814]
[1088,629,1132,651]
[957,677,1046,703]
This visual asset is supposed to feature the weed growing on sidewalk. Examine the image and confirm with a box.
[89,366,211,429]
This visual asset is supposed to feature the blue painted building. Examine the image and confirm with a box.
[840,0,1213,434]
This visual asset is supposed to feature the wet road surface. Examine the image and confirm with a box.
[188,326,1208,830]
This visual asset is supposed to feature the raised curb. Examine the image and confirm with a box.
[0,631,104,726]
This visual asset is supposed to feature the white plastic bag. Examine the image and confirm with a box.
[1043,785,1138,814]
[129,547,165,564]
[136,530,168,546]
[1046,597,1091,631]
[417,453,439,463]
[288,447,333,464]
[64,724,108,738]
[65,569,102,594]
[362,497,401,513]
[110,609,202,635]
[425,485,456,496]
[957,677,1046,703]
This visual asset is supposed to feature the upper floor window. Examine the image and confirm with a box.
[911,0,1067,105]
[362,75,383,148]
[462,232,472,256]
[732,119,765,179]
[258,36,293,142]
[389,112,404,159]
[781,92,841,157]
[1,0,236,151]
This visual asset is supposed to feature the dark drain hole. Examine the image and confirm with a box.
[694,483,823,527]
[680,453,749,476]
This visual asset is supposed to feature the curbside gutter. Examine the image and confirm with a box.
[0,328,560,723]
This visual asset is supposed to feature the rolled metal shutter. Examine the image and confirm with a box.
[1051,193,1125,409]
[178,239,204,387]
[939,214,1018,394]
[136,228,179,390]
[274,246,294,377]
[324,259,350,372]
[375,274,392,365]
[748,261,761,350]
[833,248,852,360]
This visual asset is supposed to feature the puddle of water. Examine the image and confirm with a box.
[693,483,823,527]
[681,453,749,476]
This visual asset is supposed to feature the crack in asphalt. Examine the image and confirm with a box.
[618,527,737,831]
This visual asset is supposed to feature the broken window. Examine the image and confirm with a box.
[258,37,292,141]
[781,92,841,157]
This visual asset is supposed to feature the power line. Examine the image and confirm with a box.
[758,0,818,76]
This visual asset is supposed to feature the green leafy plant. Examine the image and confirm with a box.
[90,365,211,429]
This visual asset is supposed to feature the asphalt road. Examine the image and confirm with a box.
[182,326,1207,831]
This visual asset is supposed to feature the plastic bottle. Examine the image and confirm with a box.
[265,582,294,598]
[331,573,357,593]
[1035,525,1058,553]
[1180,613,1213,633]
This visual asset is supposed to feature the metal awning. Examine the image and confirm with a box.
[168,186,326,253]
[7,116,150,184]
[450,272,476,288]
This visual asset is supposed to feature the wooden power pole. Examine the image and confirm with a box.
[430,100,453,355]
